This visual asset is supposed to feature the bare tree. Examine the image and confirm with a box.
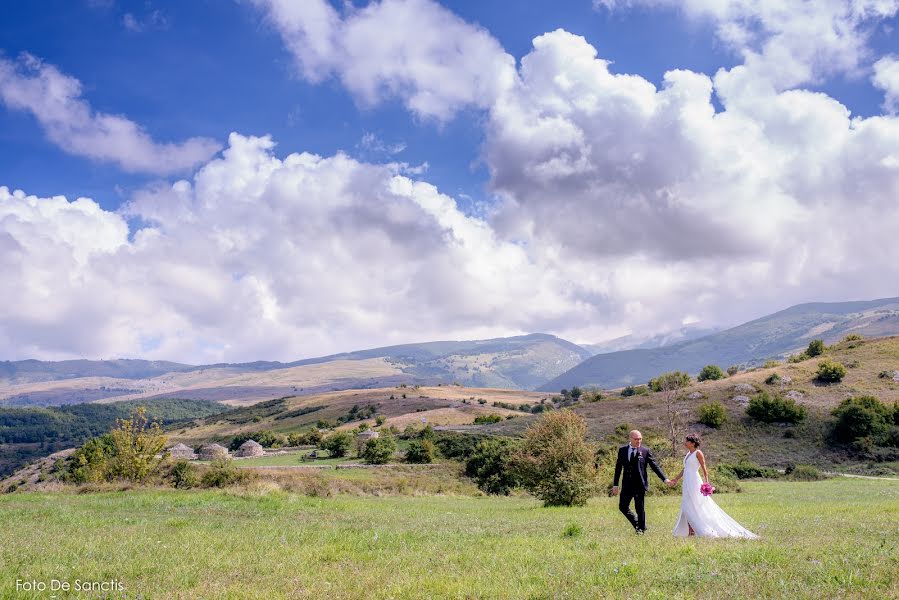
[650,371,691,457]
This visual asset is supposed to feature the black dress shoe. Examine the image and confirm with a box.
[635,529,644,535]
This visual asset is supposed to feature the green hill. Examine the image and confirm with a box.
[540,297,899,391]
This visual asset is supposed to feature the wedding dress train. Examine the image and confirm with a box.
[673,451,759,538]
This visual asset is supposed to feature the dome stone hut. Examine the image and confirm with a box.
[235,439,265,457]
[168,443,197,460]
[198,443,230,461]
[357,430,379,442]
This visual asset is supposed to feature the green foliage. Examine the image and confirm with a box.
[788,353,810,363]
[717,461,781,479]
[648,371,691,392]
[201,457,249,488]
[762,360,781,369]
[746,392,806,424]
[169,460,198,489]
[287,429,323,447]
[107,407,167,483]
[419,424,435,440]
[726,365,739,376]
[620,385,648,397]
[321,431,353,458]
[464,438,520,495]
[432,432,489,460]
[765,373,782,385]
[337,404,377,424]
[510,410,597,507]
[785,464,827,481]
[877,370,894,379]
[831,396,895,445]
[65,434,116,484]
[561,523,583,538]
[697,402,727,428]
[473,414,504,425]
[229,430,285,450]
[697,365,725,382]
[842,334,864,342]
[816,360,847,383]
[375,415,386,427]
[361,432,397,464]
[806,339,826,357]
[405,439,438,464]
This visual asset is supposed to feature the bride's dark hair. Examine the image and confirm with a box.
[685,433,702,447]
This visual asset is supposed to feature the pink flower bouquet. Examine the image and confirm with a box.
[700,482,715,496]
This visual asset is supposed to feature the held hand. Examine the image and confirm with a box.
[611,486,620,496]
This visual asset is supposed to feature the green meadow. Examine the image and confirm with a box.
[1,477,897,599]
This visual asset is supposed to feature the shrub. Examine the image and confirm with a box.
[831,396,894,445]
[806,339,826,357]
[785,464,827,481]
[562,523,583,538]
[169,460,198,489]
[477,398,487,405]
[433,432,488,460]
[229,430,284,450]
[106,407,167,483]
[620,385,648,397]
[765,373,782,385]
[788,353,809,363]
[878,370,894,379]
[510,410,597,506]
[816,360,847,383]
[762,360,781,369]
[375,415,386,427]
[473,414,504,425]
[717,461,780,479]
[464,438,521,495]
[746,392,806,424]
[842,334,864,342]
[697,365,725,382]
[361,432,397,464]
[201,457,249,488]
[726,365,739,377]
[287,429,322,447]
[697,402,727,428]
[419,424,435,440]
[648,371,691,392]
[320,431,353,458]
[65,433,116,484]
[405,439,438,464]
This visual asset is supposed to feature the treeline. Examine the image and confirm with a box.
[0,398,226,445]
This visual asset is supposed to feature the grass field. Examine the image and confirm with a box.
[1,478,897,599]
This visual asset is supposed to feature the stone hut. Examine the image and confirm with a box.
[198,443,229,461]
[168,443,197,460]
[357,430,379,442]
[235,439,265,458]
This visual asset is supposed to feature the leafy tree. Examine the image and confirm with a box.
[65,433,116,483]
[746,392,806,424]
[816,360,847,383]
[320,431,353,458]
[107,407,167,483]
[465,438,520,495]
[510,410,597,506]
[405,439,438,464]
[697,365,725,382]
[648,371,691,392]
[229,430,284,450]
[831,396,893,444]
[806,339,826,357]
[697,402,727,428]
[361,432,397,464]
[473,414,504,425]
[726,365,739,377]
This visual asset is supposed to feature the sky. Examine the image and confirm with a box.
[1,0,898,363]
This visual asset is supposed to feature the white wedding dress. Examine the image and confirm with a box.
[673,451,759,538]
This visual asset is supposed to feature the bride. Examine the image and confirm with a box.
[668,434,758,539]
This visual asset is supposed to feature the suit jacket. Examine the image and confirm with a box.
[613,445,667,492]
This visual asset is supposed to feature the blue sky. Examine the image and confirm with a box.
[2,0,899,362]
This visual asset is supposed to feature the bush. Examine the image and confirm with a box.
[65,433,116,484]
[465,438,521,495]
[717,461,780,479]
[697,365,725,382]
[746,392,806,424]
[878,370,894,379]
[473,414,504,425]
[103,407,167,483]
[620,385,648,397]
[405,439,438,464]
[648,371,691,392]
[806,339,825,357]
[562,523,583,538]
[785,464,827,481]
[788,353,809,363]
[765,373,782,385]
[287,429,323,447]
[320,431,353,458]
[375,415,386,427]
[762,360,781,369]
[831,396,894,445]
[433,432,488,460]
[169,460,198,489]
[816,360,847,383]
[726,365,739,377]
[697,402,727,428]
[842,334,864,342]
[361,432,397,464]
[229,430,284,450]
[510,411,597,506]
[201,457,249,488]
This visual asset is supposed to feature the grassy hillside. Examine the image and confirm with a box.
[502,335,899,474]
[541,297,899,391]
[1,478,896,598]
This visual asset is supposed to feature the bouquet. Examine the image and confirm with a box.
[700,482,715,497]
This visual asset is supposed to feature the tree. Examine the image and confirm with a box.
[465,438,520,495]
[697,365,725,382]
[697,402,727,428]
[726,365,739,377]
[361,432,397,464]
[816,360,847,383]
[806,339,826,357]
[107,407,167,483]
[510,410,597,506]
[405,439,438,464]
[321,431,352,458]
[650,371,691,456]
[831,396,892,444]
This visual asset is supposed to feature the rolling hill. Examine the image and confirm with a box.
[540,297,899,391]
[0,334,591,407]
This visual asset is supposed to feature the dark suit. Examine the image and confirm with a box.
[613,444,667,532]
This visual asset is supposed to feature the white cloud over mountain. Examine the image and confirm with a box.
[0,53,220,174]
[2,0,899,362]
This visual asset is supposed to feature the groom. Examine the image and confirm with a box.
[612,430,671,535]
